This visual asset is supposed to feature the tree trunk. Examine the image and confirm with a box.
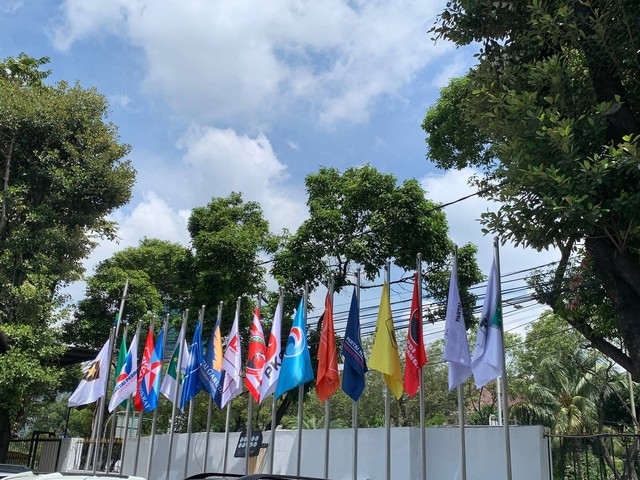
[585,236,640,381]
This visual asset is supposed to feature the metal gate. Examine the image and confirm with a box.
[546,433,640,480]
[7,431,61,472]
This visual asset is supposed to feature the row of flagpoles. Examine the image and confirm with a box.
[67,239,513,480]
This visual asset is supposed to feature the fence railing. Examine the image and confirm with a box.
[8,432,61,472]
[546,433,640,480]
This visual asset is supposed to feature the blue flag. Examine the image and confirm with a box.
[180,322,204,409]
[342,288,367,401]
[275,298,314,399]
[199,317,225,408]
[141,328,165,412]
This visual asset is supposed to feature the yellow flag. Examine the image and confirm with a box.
[369,282,403,399]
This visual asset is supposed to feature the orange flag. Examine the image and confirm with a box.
[316,290,339,402]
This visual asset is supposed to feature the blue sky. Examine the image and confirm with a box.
[1,0,557,335]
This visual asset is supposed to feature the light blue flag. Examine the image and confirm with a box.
[180,322,204,409]
[199,317,225,408]
[275,298,314,399]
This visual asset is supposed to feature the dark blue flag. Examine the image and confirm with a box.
[342,288,367,401]
[180,321,204,409]
[199,317,225,408]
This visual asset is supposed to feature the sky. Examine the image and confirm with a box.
[0,0,558,338]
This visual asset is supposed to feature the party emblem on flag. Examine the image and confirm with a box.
[284,327,305,357]
[84,361,101,382]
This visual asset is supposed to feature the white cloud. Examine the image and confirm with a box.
[177,126,307,233]
[2,0,23,14]
[52,0,454,127]
[108,93,132,110]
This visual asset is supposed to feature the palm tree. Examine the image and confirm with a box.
[511,351,638,479]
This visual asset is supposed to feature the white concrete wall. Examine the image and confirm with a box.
[63,425,552,480]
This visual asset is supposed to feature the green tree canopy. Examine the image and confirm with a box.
[188,192,275,331]
[423,1,640,379]
[271,165,482,319]
[0,54,135,460]
[67,238,194,347]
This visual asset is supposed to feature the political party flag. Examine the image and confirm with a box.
[68,339,111,407]
[160,322,189,407]
[258,300,283,403]
[403,273,427,397]
[316,291,339,402]
[199,316,225,408]
[443,257,473,390]
[275,298,314,399]
[471,257,504,388]
[134,328,154,412]
[180,321,204,409]
[245,307,266,402]
[108,331,139,412]
[221,310,243,408]
[138,327,165,412]
[369,282,403,400]
[113,336,127,391]
[342,288,367,401]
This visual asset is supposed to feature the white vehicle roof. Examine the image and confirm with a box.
[2,473,145,480]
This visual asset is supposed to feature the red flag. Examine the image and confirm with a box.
[134,327,154,412]
[316,291,339,402]
[404,272,427,397]
[245,307,266,402]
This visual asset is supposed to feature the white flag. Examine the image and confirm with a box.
[160,324,189,409]
[258,300,283,403]
[221,310,243,408]
[442,257,473,390]
[69,339,111,407]
[471,258,504,388]
[108,332,139,412]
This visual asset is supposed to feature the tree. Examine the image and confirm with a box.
[423,1,640,379]
[188,193,274,326]
[67,238,194,347]
[0,54,135,460]
[271,165,482,319]
[509,312,637,479]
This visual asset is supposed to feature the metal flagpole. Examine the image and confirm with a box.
[223,297,242,474]
[352,268,361,480]
[458,387,467,480]
[295,282,309,478]
[106,321,130,474]
[184,306,205,480]
[133,315,155,477]
[494,237,513,480]
[496,377,503,425]
[166,310,188,480]
[323,276,334,480]
[121,320,142,476]
[452,247,468,480]
[146,315,169,480]
[222,402,232,474]
[97,280,129,473]
[93,325,116,473]
[204,303,222,473]
[245,293,261,474]
[267,289,283,475]
[417,253,427,480]
[114,278,130,346]
[384,261,392,480]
